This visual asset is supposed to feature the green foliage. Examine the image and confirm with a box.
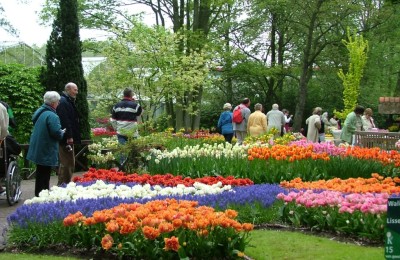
[0,63,45,143]
[335,28,368,120]
[98,23,213,130]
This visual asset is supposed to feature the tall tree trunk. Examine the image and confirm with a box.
[395,71,400,96]
[292,0,322,132]
[175,96,184,130]
[224,4,233,102]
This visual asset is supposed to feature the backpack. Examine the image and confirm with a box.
[232,105,244,123]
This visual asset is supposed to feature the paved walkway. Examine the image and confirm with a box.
[0,172,85,250]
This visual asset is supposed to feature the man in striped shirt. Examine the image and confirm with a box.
[110,88,143,145]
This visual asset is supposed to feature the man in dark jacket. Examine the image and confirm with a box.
[56,82,81,185]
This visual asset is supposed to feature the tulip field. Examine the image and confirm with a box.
[5,129,398,259]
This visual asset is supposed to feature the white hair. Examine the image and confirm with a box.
[272,104,279,110]
[44,91,61,105]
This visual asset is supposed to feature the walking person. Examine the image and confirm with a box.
[340,105,365,145]
[27,91,65,196]
[110,88,143,167]
[217,103,234,143]
[110,88,143,144]
[247,103,267,137]
[232,98,251,145]
[56,82,81,185]
[306,107,322,143]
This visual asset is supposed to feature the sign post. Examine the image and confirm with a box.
[385,198,400,259]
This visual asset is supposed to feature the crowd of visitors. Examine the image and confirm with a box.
[217,98,384,147]
[218,98,292,144]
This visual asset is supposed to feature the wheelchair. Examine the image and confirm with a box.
[0,138,22,206]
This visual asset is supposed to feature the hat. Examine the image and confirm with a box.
[223,103,232,110]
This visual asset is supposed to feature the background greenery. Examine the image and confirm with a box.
[0,0,399,140]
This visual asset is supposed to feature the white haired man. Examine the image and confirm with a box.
[266,104,285,136]
[56,82,81,185]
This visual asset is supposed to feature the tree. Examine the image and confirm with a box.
[39,0,400,132]
[41,0,231,131]
[43,0,90,139]
[286,0,359,131]
[335,28,368,120]
[223,0,292,109]
[92,22,212,130]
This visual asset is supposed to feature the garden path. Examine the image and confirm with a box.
[0,172,85,250]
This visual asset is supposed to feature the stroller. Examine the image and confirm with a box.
[0,135,22,206]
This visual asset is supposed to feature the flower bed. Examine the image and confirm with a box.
[277,174,397,241]
[62,199,253,259]
[7,132,400,256]
[92,127,117,137]
[7,174,284,258]
[73,168,254,187]
[145,141,400,182]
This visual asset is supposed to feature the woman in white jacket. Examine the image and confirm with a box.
[361,108,376,131]
[306,107,322,142]
[0,102,9,140]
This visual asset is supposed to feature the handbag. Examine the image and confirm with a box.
[6,135,21,156]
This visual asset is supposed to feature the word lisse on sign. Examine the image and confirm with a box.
[386,198,400,259]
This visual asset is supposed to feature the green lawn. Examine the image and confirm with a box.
[0,229,384,260]
[245,229,384,260]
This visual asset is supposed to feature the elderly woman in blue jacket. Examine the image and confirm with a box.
[27,91,65,196]
[217,103,234,143]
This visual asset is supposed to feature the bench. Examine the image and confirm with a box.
[354,131,400,151]
[20,140,92,179]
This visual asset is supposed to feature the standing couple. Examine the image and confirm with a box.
[27,83,81,196]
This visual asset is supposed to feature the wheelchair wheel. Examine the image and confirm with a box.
[6,160,22,206]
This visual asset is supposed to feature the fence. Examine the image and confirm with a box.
[354,131,400,151]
